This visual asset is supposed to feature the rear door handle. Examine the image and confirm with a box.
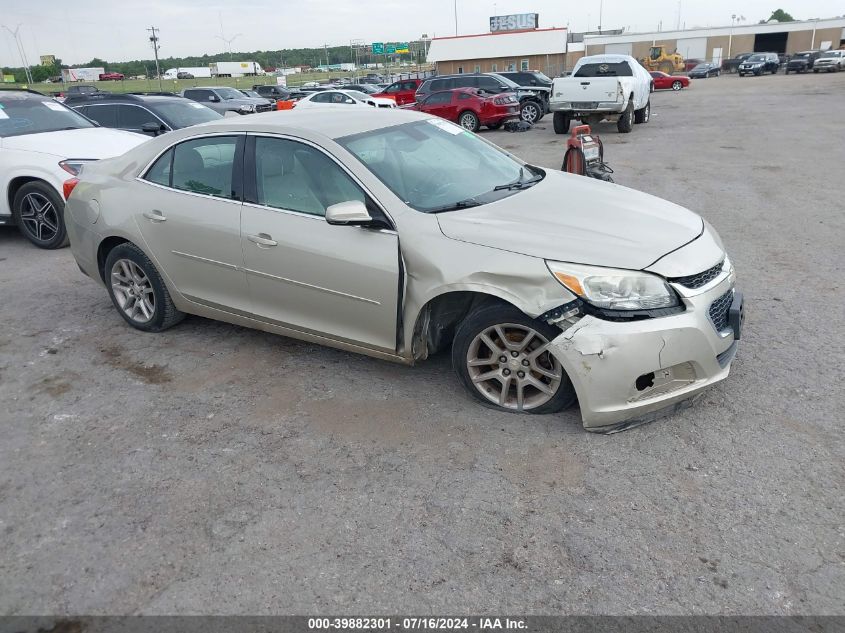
[247,233,278,247]
[142,210,167,223]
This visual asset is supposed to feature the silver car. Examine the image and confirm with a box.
[65,109,744,432]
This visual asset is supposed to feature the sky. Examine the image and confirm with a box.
[1,0,843,66]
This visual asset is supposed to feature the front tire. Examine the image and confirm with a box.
[104,242,185,332]
[672,80,683,90]
[12,181,68,249]
[452,304,576,414]
[617,101,634,133]
[519,100,542,124]
[634,100,650,124]
[458,110,480,132]
[553,111,570,135]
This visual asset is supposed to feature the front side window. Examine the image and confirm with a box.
[253,137,365,217]
[118,105,161,130]
[144,136,238,199]
[385,83,401,93]
[83,104,119,128]
[184,89,212,101]
[424,92,451,106]
[153,101,221,128]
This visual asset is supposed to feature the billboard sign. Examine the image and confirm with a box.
[40,54,56,66]
[371,42,384,54]
[489,13,539,32]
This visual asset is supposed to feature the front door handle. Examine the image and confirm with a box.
[143,210,167,223]
[247,233,278,247]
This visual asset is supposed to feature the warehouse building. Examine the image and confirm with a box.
[426,27,585,77]
[584,17,845,65]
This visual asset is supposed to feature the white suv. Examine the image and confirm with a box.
[0,90,148,249]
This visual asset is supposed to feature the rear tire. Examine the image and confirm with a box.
[553,111,570,135]
[104,242,185,333]
[12,181,69,250]
[458,110,480,132]
[634,100,650,124]
[452,304,576,414]
[617,101,634,133]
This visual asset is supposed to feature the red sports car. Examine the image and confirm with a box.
[98,72,125,81]
[649,71,690,91]
[411,87,520,132]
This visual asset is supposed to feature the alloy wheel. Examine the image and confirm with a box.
[110,259,156,323]
[521,102,539,124]
[465,323,562,411]
[459,112,478,130]
[19,192,59,243]
[672,81,682,90]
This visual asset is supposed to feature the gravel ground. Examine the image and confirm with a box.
[1,72,843,615]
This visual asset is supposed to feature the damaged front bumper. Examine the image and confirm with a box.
[548,275,742,432]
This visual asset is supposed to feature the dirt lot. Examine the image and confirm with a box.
[1,72,843,615]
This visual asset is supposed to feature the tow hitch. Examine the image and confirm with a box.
[561,125,614,182]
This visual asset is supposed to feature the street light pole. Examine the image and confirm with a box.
[453,0,458,36]
[147,26,162,92]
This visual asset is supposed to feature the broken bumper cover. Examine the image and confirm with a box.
[548,276,741,431]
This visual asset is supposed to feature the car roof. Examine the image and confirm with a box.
[577,54,635,63]
[176,107,431,140]
[0,89,47,99]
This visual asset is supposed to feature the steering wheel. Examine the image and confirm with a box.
[408,178,458,204]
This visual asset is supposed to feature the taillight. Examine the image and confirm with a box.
[63,178,79,200]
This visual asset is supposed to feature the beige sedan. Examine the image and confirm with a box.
[65,108,743,432]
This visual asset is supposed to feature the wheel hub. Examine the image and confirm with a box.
[466,323,563,411]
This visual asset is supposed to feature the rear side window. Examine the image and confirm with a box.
[184,89,212,101]
[452,76,474,88]
[475,77,502,91]
[144,136,238,199]
[574,62,633,77]
[424,92,452,105]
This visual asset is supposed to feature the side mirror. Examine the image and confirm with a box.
[325,200,373,226]
[208,95,220,102]
[141,122,164,135]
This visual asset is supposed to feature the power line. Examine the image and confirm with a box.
[1,24,34,84]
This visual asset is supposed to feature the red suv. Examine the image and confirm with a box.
[98,72,125,81]
[371,78,423,106]
[412,87,520,132]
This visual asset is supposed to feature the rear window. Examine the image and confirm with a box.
[574,62,633,77]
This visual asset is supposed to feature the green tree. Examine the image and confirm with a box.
[761,9,795,23]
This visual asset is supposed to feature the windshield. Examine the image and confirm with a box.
[532,71,552,82]
[574,62,633,77]
[819,52,838,58]
[0,95,95,138]
[793,53,810,58]
[215,87,246,100]
[345,90,370,101]
[490,74,521,89]
[747,55,766,62]
[153,101,221,128]
[337,119,543,213]
[692,64,711,70]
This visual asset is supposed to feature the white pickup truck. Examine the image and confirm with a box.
[550,54,652,134]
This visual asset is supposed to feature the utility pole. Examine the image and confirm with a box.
[2,24,34,84]
[453,0,459,36]
[598,0,603,34]
[147,26,162,91]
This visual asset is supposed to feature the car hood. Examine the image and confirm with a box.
[436,170,704,270]
[0,127,148,158]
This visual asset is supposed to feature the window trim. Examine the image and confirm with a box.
[137,132,245,202]
[242,132,396,230]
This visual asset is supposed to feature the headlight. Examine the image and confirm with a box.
[59,159,93,176]
[546,261,679,310]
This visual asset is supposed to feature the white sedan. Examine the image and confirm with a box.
[294,89,397,109]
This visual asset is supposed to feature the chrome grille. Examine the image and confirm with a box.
[671,261,723,289]
[709,289,733,332]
